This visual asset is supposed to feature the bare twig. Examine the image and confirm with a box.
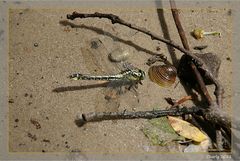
[76,106,200,126]
[67,12,204,66]
[169,0,213,105]
[66,11,223,107]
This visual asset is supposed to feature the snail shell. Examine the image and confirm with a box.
[108,48,130,62]
[148,65,177,87]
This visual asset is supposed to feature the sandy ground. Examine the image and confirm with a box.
[8,7,232,154]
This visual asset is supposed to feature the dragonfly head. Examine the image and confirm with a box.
[137,69,145,80]
[127,69,145,81]
[139,69,145,80]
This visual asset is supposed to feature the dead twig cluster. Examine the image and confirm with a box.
[169,0,227,150]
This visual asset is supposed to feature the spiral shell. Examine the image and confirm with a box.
[148,65,177,87]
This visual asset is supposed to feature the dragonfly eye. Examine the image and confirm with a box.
[135,69,145,80]
[139,70,145,80]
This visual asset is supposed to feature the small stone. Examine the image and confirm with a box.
[34,43,38,47]
[90,40,99,49]
[15,119,19,122]
[226,57,231,62]
[9,99,14,103]
[42,139,50,143]
[108,48,130,62]
[156,46,161,51]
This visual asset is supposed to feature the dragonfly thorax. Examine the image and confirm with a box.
[123,69,145,81]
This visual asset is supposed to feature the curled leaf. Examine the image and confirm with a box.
[168,116,208,142]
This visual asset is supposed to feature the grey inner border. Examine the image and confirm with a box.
[0,0,239,160]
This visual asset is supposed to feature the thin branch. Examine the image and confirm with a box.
[66,11,223,107]
[76,106,201,126]
[67,12,204,67]
[170,1,190,51]
[169,0,213,105]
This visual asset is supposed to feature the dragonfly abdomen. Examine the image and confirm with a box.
[69,73,124,81]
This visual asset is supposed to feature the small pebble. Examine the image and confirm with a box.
[227,9,232,16]
[156,46,161,51]
[9,99,14,103]
[226,57,232,62]
[18,143,25,146]
[90,40,99,49]
[15,119,19,122]
[27,132,37,141]
[108,48,130,62]
[42,139,50,143]
[30,118,41,129]
[34,43,38,47]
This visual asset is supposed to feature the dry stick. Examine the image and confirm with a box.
[78,106,200,124]
[67,11,223,108]
[169,0,212,105]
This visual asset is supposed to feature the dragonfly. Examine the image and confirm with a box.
[69,68,145,82]
[69,38,145,113]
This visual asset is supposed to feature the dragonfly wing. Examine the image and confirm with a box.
[80,38,140,112]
